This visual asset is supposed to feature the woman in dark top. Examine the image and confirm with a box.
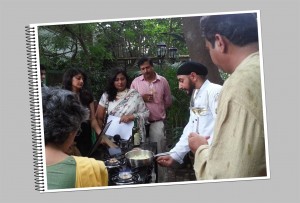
[62,68,101,156]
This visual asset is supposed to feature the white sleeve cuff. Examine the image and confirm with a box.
[170,151,184,164]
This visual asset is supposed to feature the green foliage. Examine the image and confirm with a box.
[38,18,190,145]
[155,63,190,145]
[38,18,189,68]
[219,69,230,81]
[88,68,108,100]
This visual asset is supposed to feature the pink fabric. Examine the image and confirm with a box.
[130,74,172,121]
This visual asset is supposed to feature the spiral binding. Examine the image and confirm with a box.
[25,26,45,192]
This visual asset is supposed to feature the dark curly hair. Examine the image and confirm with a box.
[200,13,258,47]
[42,87,89,145]
[62,68,94,107]
[105,68,131,101]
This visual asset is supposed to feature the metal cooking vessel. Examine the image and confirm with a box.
[125,149,154,168]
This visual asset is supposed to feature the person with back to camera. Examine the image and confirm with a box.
[188,13,267,180]
[156,61,222,168]
[130,56,172,154]
[62,68,102,156]
[43,87,108,189]
[96,68,149,142]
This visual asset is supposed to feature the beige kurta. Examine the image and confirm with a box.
[193,52,267,180]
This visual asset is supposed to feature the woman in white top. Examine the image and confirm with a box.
[96,68,149,137]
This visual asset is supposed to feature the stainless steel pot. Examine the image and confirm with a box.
[125,149,154,168]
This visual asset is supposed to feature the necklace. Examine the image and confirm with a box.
[116,88,128,100]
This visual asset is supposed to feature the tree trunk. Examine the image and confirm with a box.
[182,17,223,85]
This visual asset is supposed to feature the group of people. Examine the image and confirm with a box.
[41,13,267,190]
[42,55,173,188]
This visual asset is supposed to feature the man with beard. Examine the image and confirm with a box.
[156,61,222,168]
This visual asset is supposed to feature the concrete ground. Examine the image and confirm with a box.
[161,134,197,183]
[158,153,197,183]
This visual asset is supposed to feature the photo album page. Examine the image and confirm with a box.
[26,10,270,193]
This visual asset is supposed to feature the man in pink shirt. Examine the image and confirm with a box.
[131,56,172,154]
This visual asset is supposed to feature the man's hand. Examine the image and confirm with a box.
[142,93,154,103]
[156,155,174,167]
[188,132,210,154]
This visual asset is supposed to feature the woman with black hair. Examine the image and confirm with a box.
[96,68,149,140]
[62,68,102,156]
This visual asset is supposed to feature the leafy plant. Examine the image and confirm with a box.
[155,63,190,146]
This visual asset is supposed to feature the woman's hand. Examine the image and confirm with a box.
[120,114,135,123]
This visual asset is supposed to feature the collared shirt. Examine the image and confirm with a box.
[194,52,267,180]
[169,80,222,164]
[130,73,172,121]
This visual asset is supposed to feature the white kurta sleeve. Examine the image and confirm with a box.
[170,115,193,164]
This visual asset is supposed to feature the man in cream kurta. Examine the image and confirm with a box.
[188,13,267,180]
[192,53,266,179]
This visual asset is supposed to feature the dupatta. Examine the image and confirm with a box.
[107,89,149,139]
[73,156,108,188]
